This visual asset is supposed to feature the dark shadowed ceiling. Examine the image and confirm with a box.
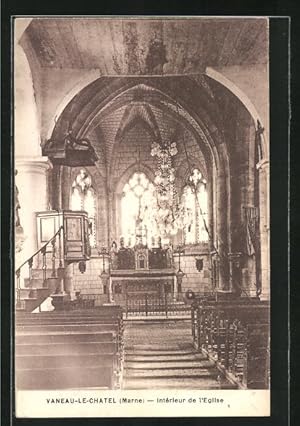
[48,75,230,177]
[23,18,268,75]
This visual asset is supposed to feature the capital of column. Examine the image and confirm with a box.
[256,158,269,171]
[15,156,52,174]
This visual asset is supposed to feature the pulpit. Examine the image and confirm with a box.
[35,210,91,310]
[36,210,91,263]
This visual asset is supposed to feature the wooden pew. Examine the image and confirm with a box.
[191,299,270,389]
[16,342,117,356]
[16,306,124,349]
[15,307,124,390]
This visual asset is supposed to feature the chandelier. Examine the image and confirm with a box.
[151,140,184,236]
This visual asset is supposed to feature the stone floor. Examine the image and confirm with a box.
[122,320,237,390]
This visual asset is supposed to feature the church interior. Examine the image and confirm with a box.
[15,17,270,391]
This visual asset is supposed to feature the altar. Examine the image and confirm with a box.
[109,243,177,300]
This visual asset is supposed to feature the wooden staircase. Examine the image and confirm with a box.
[15,226,64,313]
[19,274,61,312]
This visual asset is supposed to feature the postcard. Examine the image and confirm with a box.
[14,16,271,418]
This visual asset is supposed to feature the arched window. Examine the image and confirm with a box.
[181,168,208,244]
[121,172,158,247]
[71,169,96,248]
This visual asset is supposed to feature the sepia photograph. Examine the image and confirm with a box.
[14,16,270,417]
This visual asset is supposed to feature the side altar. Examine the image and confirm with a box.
[109,240,177,300]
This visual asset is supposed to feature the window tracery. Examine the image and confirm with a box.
[71,169,96,248]
[181,168,208,244]
[121,172,158,247]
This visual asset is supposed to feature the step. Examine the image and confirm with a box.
[31,269,61,280]
[19,289,32,298]
[15,342,117,355]
[122,377,237,390]
[16,366,114,390]
[123,368,218,379]
[16,353,116,369]
[124,318,191,323]
[20,287,52,297]
[125,346,196,356]
[24,278,47,288]
[125,360,215,369]
[16,332,115,344]
[24,276,60,288]
[125,353,207,361]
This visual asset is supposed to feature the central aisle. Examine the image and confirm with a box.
[122,320,237,390]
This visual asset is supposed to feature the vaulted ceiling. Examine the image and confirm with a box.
[23,18,266,182]
[23,17,268,74]
[47,75,229,180]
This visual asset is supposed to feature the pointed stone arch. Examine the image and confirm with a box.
[205,66,268,159]
[49,76,232,289]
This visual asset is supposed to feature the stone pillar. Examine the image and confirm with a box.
[115,193,123,242]
[61,166,72,210]
[216,171,229,290]
[256,159,270,300]
[111,192,117,242]
[107,191,113,244]
[15,157,52,267]
[228,252,243,295]
[63,263,74,297]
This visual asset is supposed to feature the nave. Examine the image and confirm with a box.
[123,321,236,390]
[15,300,269,391]
[14,18,270,397]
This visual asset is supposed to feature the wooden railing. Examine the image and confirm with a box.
[191,299,270,389]
[15,226,64,309]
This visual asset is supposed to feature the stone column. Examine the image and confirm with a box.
[256,159,270,300]
[107,191,113,244]
[228,252,243,295]
[63,263,74,297]
[115,193,123,242]
[15,157,52,267]
[216,171,229,290]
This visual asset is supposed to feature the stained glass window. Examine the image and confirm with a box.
[182,168,208,244]
[121,172,158,247]
[71,169,96,248]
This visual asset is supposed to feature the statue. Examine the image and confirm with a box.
[110,241,118,269]
[111,240,118,251]
[256,120,265,161]
[166,243,174,268]
[73,169,92,193]
[15,170,21,227]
